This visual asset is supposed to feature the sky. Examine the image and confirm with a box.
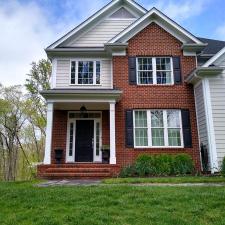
[0,0,225,86]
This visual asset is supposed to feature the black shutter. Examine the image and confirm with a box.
[173,57,182,84]
[125,109,134,148]
[181,109,192,148]
[128,57,137,85]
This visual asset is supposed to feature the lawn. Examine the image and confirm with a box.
[0,181,225,225]
[103,176,225,184]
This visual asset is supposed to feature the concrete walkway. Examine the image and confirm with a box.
[37,180,225,187]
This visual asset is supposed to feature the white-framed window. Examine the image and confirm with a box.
[133,109,183,148]
[70,60,101,85]
[136,57,173,85]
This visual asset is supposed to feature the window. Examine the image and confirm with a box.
[96,122,100,156]
[70,61,101,85]
[137,57,173,85]
[134,110,183,147]
[69,122,74,156]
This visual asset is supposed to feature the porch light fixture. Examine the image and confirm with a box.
[80,105,88,118]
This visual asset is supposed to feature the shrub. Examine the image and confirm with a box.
[119,165,136,178]
[172,154,194,175]
[121,154,195,177]
[221,157,225,177]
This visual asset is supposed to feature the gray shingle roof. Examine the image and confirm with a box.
[198,37,225,55]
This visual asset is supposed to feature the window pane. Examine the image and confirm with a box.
[151,110,164,127]
[138,58,152,71]
[168,128,181,146]
[96,61,100,84]
[152,128,164,146]
[69,123,74,156]
[78,61,94,84]
[156,71,171,84]
[96,122,100,155]
[138,72,153,84]
[135,128,148,146]
[135,111,147,127]
[167,110,180,127]
[156,58,171,70]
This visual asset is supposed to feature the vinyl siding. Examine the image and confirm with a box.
[69,19,135,47]
[55,59,112,89]
[209,71,225,166]
[194,82,209,148]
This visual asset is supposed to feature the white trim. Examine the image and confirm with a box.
[108,8,203,44]
[47,99,117,103]
[202,78,218,173]
[66,111,102,163]
[110,102,116,164]
[43,103,53,164]
[203,46,225,67]
[133,109,184,148]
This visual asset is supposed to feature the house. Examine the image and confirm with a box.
[37,0,225,179]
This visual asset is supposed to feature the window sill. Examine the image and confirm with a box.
[133,146,184,149]
[69,84,102,86]
[136,84,175,86]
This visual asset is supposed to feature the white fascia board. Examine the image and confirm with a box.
[126,0,147,14]
[108,8,204,44]
[203,46,225,67]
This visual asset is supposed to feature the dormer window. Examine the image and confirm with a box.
[137,57,174,85]
[70,60,101,85]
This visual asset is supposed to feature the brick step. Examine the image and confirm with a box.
[41,164,113,168]
[43,172,111,179]
[46,167,111,173]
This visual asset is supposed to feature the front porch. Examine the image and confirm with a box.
[38,89,122,179]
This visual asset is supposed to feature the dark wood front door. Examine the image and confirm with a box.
[75,120,94,162]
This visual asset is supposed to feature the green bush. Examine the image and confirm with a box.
[121,154,195,177]
[172,154,194,175]
[119,165,136,178]
[221,157,225,177]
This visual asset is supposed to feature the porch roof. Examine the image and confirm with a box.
[40,89,123,103]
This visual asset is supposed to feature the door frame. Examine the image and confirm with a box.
[66,111,102,163]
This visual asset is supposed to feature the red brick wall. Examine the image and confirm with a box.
[113,23,201,171]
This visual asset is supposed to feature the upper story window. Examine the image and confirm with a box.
[70,60,101,85]
[137,57,173,85]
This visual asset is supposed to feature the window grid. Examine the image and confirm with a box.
[70,60,101,85]
[69,122,74,157]
[137,57,174,85]
[96,122,100,156]
[134,110,183,148]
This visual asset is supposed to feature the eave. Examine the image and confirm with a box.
[186,67,224,84]
[182,43,208,53]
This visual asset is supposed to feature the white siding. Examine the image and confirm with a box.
[194,82,209,148]
[209,71,225,166]
[69,19,135,47]
[55,59,112,89]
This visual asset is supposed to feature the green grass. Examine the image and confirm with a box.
[103,176,225,184]
[0,181,225,225]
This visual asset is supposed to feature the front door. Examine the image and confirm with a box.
[75,120,94,162]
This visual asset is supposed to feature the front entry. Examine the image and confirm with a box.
[75,120,94,162]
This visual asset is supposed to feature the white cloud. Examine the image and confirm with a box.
[0,0,106,86]
[147,0,210,22]
[215,24,225,41]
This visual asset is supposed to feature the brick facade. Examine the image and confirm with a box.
[113,23,201,171]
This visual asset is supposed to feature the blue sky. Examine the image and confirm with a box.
[0,0,225,86]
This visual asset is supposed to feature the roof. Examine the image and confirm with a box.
[198,37,225,55]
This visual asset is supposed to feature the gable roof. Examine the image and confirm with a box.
[108,7,204,45]
[198,37,225,55]
[46,0,147,50]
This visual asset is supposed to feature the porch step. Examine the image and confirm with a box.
[44,172,111,179]
[46,167,111,173]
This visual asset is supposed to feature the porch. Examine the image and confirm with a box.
[37,89,122,179]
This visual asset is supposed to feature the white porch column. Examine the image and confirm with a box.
[43,102,54,164]
[109,101,116,164]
